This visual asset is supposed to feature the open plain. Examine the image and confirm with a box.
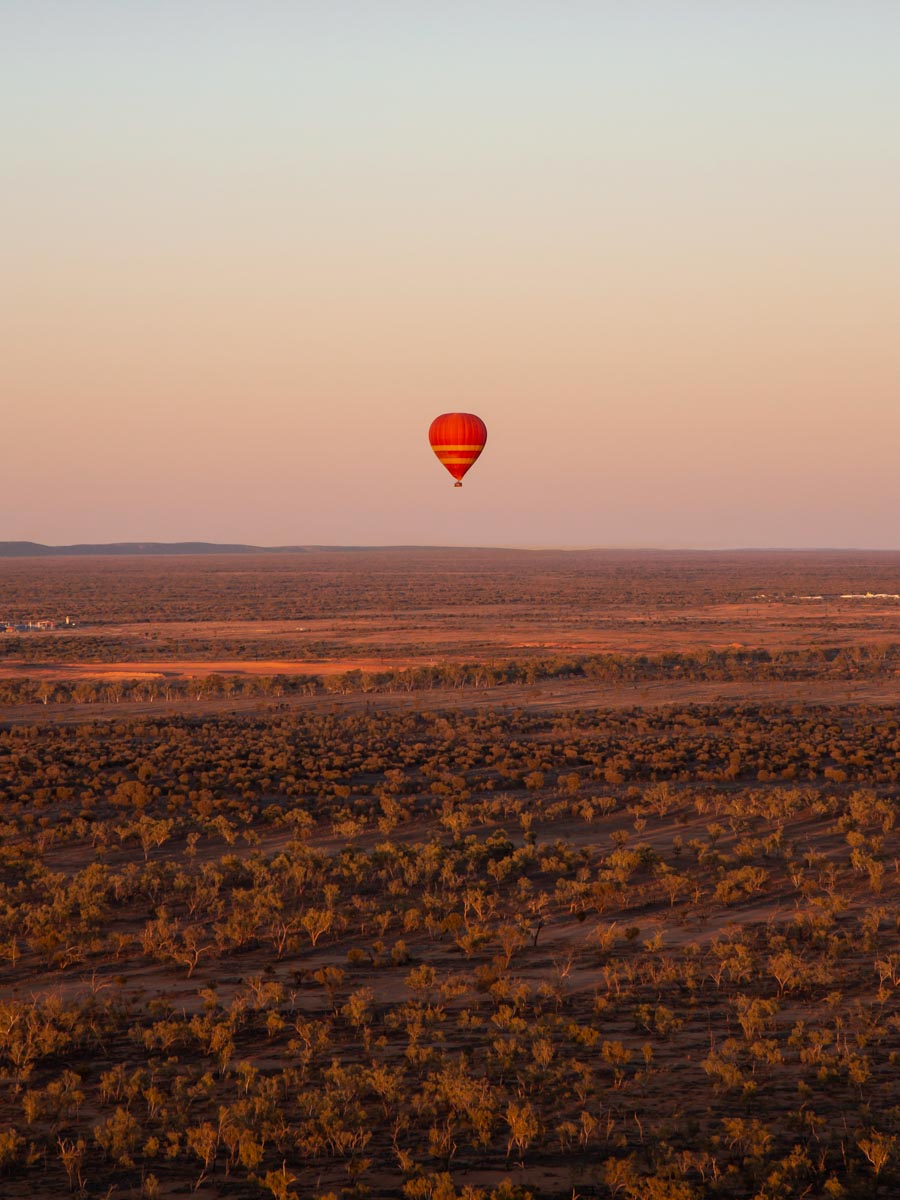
[1,550,899,1199]
[2,549,900,704]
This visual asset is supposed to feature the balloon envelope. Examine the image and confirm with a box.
[428,413,488,486]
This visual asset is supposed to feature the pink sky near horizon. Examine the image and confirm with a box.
[2,3,899,548]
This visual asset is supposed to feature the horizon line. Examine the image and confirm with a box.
[4,539,900,557]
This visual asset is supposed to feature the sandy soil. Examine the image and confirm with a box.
[4,596,900,685]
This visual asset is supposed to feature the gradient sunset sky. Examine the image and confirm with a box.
[3,2,899,547]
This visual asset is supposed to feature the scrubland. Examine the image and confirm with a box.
[2,551,900,715]
[1,552,898,1198]
[2,703,899,1199]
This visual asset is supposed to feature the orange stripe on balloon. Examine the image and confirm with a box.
[428,412,487,484]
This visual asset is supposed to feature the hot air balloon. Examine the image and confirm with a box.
[428,413,487,487]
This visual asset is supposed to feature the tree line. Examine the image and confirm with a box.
[2,642,900,708]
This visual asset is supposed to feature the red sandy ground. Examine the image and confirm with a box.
[3,598,900,684]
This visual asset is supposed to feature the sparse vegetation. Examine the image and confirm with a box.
[1,699,898,1197]
[1,552,898,1197]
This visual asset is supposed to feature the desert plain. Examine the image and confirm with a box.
[1,549,898,1199]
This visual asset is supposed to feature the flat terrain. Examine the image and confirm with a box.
[0,677,897,731]
[4,592,900,676]
[1,550,898,1198]
[2,550,900,708]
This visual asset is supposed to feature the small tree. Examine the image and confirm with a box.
[858,1130,897,1178]
[505,1100,538,1163]
[58,1132,87,1190]
[301,908,333,947]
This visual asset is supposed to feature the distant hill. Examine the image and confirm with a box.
[4,543,899,559]
[0,542,311,557]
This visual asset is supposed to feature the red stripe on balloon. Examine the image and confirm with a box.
[428,413,488,484]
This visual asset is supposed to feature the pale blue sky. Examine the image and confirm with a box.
[3,2,899,546]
